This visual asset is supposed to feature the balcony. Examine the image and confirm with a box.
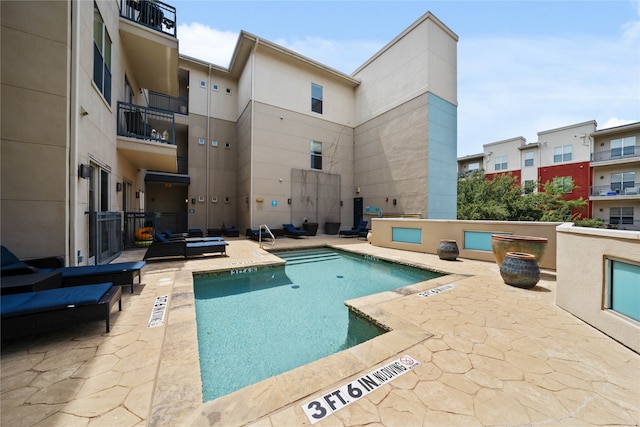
[116,102,177,172]
[119,0,179,96]
[148,90,188,114]
[589,183,640,199]
[607,220,640,231]
[591,145,640,164]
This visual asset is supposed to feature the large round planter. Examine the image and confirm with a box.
[324,222,341,235]
[437,239,459,261]
[500,252,541,288]
[491,234,548,267]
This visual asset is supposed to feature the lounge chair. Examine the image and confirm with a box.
[1,246,144,293]
[164,230,188,240]
[144,234,228,260]
[247,228,273,241]
[221,225,240,237]
[282,224,308,238]
[185,240,228,258]
[1,282,122,339]
[339,220,368,237]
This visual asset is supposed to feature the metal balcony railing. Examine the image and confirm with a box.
[117,101,176,145]
[591,145,639,162]
[590,184,640,197]
[607,220,640,231]
[120,0,177,38]
[123,211,183,248]
[148,90,188,114]
[86,211,122,264]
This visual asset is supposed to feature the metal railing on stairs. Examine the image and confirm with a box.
[259,224,276,249]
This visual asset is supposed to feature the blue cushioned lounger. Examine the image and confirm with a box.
[1,245,144,293]
[52,262,145,293]
[282,224,308,238]
[339,220,368,237]
[1,282,122,339]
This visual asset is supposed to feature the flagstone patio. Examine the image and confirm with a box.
[1,237,638,426]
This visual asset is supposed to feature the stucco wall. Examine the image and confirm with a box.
[1,1,70,259]
[369,218,562,269]
[556,224,640,353]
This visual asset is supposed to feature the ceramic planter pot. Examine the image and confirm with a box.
[500,252,541,288]
[491,234,548,266]
[437,239,459,261]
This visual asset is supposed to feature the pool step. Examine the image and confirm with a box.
[277,249,341,265]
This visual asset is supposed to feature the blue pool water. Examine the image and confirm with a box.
[193,248,442,401]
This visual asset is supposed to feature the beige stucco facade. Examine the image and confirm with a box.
[556,223,640,353]
[1,2,458,263]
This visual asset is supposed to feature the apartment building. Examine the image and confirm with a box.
[458,120,640,228]
[589,122,640,230]
[1,1,458,265]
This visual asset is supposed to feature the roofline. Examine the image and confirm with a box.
[591,121,640,136]
[229,31,361,85]
[483,136,527,148]
[457,153,484,161]
[537,120,597,136]
[352,11,458,76]
[179,31,361,86]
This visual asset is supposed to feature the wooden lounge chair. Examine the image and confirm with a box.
[282,224,308,238]
[1,282,122,339]
[339,220,368,237]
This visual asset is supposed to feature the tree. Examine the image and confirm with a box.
[457,173,591,223]
[457,171,522,220]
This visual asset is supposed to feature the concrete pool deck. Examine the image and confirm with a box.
[1,236,638,426]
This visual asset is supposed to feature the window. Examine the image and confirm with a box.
[611,172,635,193]
[609,207,634,226]
[524,151,534,167]
[311,140,322,170]
[553,145,572,163]
[606,258,640,322]
[494,156,508,171]
[553,176,573,193]
[611,136,636,157]
[523,180,536,194]
[93,3,112,104]
[311,83,323,114]
[468,162,480,171]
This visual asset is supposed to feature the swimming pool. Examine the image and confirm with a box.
[193,247,443,401]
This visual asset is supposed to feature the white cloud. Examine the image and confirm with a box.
[456,33,640,155]
[177,23,382,73]
[177,23,238,67]
[600,117,638,130]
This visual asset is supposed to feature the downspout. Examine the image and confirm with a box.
[249,38,259,227]
[206,64,211,229]
[69,0,80,265]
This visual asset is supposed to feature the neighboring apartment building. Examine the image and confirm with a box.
[588,122,640,230]
[1,1,458,265]
[458,120,640,228]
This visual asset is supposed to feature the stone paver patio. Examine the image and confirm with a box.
[1,237,638,426]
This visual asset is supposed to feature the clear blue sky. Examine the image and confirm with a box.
[174,0,640,156]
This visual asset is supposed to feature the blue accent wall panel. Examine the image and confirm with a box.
[611,260,640,322]
[427,93,457,219]
[392,227,422,244]
[464,231,511,251]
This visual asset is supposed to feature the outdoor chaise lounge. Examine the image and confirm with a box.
[282,224,308,238]
[339,220,368,237]
[1,282,122,340]
[144,234,228,260]
[1,246,144,293]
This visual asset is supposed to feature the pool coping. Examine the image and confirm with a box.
[148,244,464,426]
